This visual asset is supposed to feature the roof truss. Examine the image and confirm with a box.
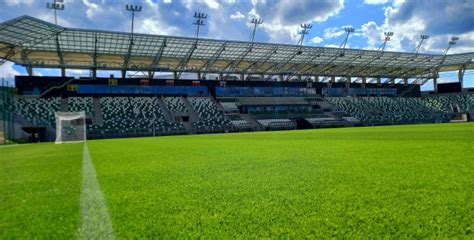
[0,15,473,84]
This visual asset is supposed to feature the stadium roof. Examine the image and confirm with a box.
[1,15,473,82]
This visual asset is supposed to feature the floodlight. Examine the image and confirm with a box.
[46,0,65,25]
[250,18,263,43]
[297,23,312,46]
[193,12,208,39]
[125,4,142,35]
[126,4,142,12]
[344,27,355,33]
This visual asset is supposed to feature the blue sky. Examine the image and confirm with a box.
[0,0,473,90]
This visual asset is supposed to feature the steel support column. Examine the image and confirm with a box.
[458,67,465,90]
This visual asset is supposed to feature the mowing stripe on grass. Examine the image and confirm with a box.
[78,142,115,240]
[0,144,22,148]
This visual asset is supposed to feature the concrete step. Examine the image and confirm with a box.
[156,97,175,123]
[60,97,68,112]
[182,97,200,122]
[240,114,264,131]
[93,97,103,125]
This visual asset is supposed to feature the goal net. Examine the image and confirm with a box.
[55,112,86,144]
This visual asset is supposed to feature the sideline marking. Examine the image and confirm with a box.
[78,142,115,239]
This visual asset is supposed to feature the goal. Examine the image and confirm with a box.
[55,112,86,144]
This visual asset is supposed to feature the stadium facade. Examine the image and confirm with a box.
[1,15,473,143]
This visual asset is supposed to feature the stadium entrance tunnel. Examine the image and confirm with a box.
[295,118,314,130]
[21,127,50,143]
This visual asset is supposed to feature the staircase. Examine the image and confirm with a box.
[211,97,225,112]
[156,97,174,122]
[60,97,68,112]
[93,97,103,125]
[182,97,200,122]
[39,78,76,97]
[326,112,352,127]
[240,114,264,131]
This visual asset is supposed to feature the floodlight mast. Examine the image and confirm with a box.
[354,31,394,82]
[378,31,394,52]
[340,27,354,49]
[275,23,311,81]
[400,36,459,96]
[297,23,312,46]
[413,34,429,55]
[46,0,65,25]
[438,36,459,70]
[444,36,459,56]
[193,12,207,40]
[315,27,354,81]
[250,18,263,43]
[123,4,142,79]
[126,4,142,37]
[175,12,207,80]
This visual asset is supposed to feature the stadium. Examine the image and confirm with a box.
[1,0,473,238]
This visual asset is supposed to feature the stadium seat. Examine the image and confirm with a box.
[188,97,232,133]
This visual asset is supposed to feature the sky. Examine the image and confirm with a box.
[0,0,473,90]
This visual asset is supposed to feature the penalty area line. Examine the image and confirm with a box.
[78,142,115,240]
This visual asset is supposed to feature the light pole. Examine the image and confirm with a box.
[340,27,355,49]
[378,32,394,52]
[46,0,65,25]
[444,36,459,55]
[193,12,207,40]
[126,4,142,36]
[297,23,312,46]
[123,4,142,78]
[250,18,263,43]
[413,34,429,54]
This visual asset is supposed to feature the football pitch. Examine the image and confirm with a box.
[1,123,473,238]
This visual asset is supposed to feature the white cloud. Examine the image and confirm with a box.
[359,0,474,54]
[230,11,245,20]
[182,0,220,10]
[252,0,344,25]
[139,18,181,36]
[5,0,35,7]
[324,44,343,48]
[163,0,172,3]
[83,0,103,20]
[323,26,346,39]
[203,0,220,9]
[251,0,345,43]
[260,23,300,43]
[0,61,20,86]
[360,21,384,49]
[310,36,323,44]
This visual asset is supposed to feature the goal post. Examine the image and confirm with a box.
[55,111,86,144]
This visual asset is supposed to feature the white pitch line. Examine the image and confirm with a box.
[78,142,115,240]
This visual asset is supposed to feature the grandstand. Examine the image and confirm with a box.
[1,2,474,237]
[0,15,473,142]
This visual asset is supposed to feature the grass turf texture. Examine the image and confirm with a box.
[1,123,473,238]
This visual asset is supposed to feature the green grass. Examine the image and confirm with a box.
[1,123,473,238]
[0,143,83,238]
